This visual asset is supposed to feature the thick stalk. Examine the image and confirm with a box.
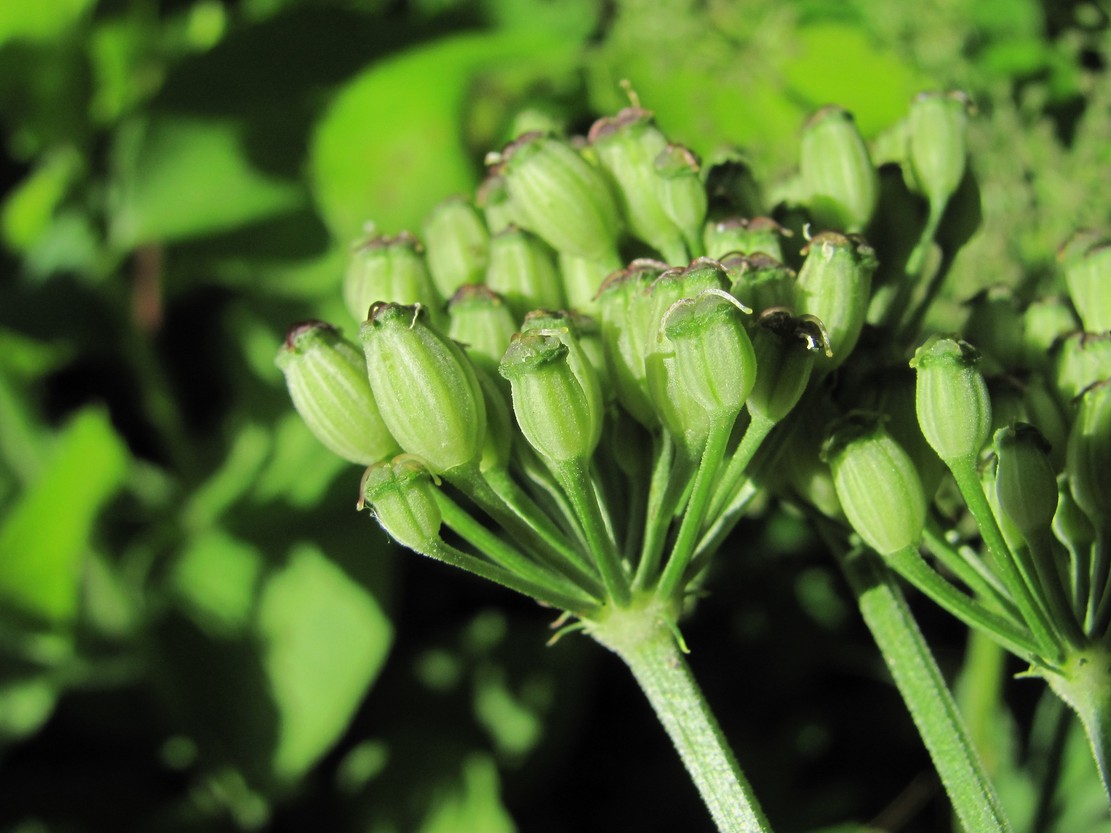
[587,597,773,833]
[834,543,1014,833]
[1043,646,1111,804]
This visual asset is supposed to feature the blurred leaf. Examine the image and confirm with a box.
[417,753,515,833]
[310,31,582,240]
[257,542,393,782]
[182,423,272,531]
[0,149,79,252]
[111,115,304,247]
[251,413,350,509]
[780,24,928,137]
[0,407,128,623]
[0,677,57,743]
[173,528,264,638]
[0,0,92,47]
[88,16,164,124]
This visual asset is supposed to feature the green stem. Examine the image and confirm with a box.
[556,458,632,607]
[1043,646,1111,805]
[949,455,1064,660]
[705,414,774,524]
[1026,526,1085,648]
[1088,528,1111,638]
[922,519,1018,618]
[657,421,732,602]
[425,539,599,616]
[887,545,1043,664]
[634,436,692,591]
[690,479,759,577]
[587,597,774,833]
[435,492,602,607]
[833,542,1014,833]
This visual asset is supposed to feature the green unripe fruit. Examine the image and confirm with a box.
[484,225,565,319]
[1067,379,1111,523]
[276,321,400,466]
[558,251,612,315]
[588,108,685,260]
[360,303,486,475]
[654,142,708,248]
[521,309,606,424]
[422,197,489,298]
[1059,231,1111,333]
[963,286,1025,373]
[1022,296,1078,373]
[360,455,442,552]
[993,423,1059,540]
[1054,332,1111,402]
[720,252,797,315]
[799,106,878,233]
[499,331,602,464]
[746,310,823,426]
[794,231,876,368]
[476,173,516,233]
[703,217,787,261]
[824,416,927,555]
[493,132,621,264]
[911,335,993,464]
[446,285,518,377]
[907,91,971,207]
[343,232,443,327]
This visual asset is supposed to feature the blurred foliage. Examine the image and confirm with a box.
[1,0,1110,830]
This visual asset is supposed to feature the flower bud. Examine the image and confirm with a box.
[703,150,763,218]
[484,225,565,319]
[746,310,823,425]
[276,321,400,465]
[474,365,513,473]
[793,231,876,368]
[1022,295,1078,373]
[799,106,878,233]
[588,108,685,260]
[360,455,442,552]
[1055,474,1095,558]
[993,423,1059,540]
[492,132,621,264]
[1059,231,1111,333]
[911,335,992,464]
[559,251,612,315]
[360,303,486,475]
[422,197,490,298]
[823,416,927,555]
[1054,332,1111,402]
[720,251,797,315]
[344,232,443,326]
[654,143,708,247]
[703,217,787,261]
[499,331,602,464]
[476,173,516,234]
[906,91,971,207]
[596,259,669,428]
[521,309,606,421]
[446,285,518,376]
[1067,379,1111,523]
[963,286,1025,373]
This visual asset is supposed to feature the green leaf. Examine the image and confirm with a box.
[0,149,79,252]
[256,542,393,782]
[0,407,128,623]
[310,31,581,241]
[0,0,92,47]
[111,115,304,247]
[417,753,516,833]
[172,528,264,638]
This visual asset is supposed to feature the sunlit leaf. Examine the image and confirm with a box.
[417,753,516,833]
[0,0,92,47]
[0,407,128,623]
[257,542,393,782]
[0,149,79,252]
[173,528,264,638]
[111,115,304,247]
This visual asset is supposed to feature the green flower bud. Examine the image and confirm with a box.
[993,423,1059,540]
[963,286,1025,373]
[276,321,400,466]
[979,454,1025,555]
[746,310,824,425]
[906,91,971,207]
[1054,332,1111,402]
[793,231,876,368]
[1022,295,1078,373]
[422,197,490,298]
[1055,474,1095,558]
[1022,375,1069,469]
[360,303,486,475]
[1067,379,1111,524]
[474,365,513,473]
[596,259,670,428]
[823,416,927,555]
[703,217,787,261]
[720,252,797,315]
[588,108,685,260]
[654,143,708,248]
[484,225,565,319]
[359,455,442,552]
[911,335,992,464]
[799,106,878,233]
[446,285,518,376]
[492,132,621,264]
[344,232,443,326]
[521,309,606,423]
[499,331,602,464]
[779,404,842,519]
[476,173,516,234]
[1059,231,1111,332]
[558,250,612,315]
